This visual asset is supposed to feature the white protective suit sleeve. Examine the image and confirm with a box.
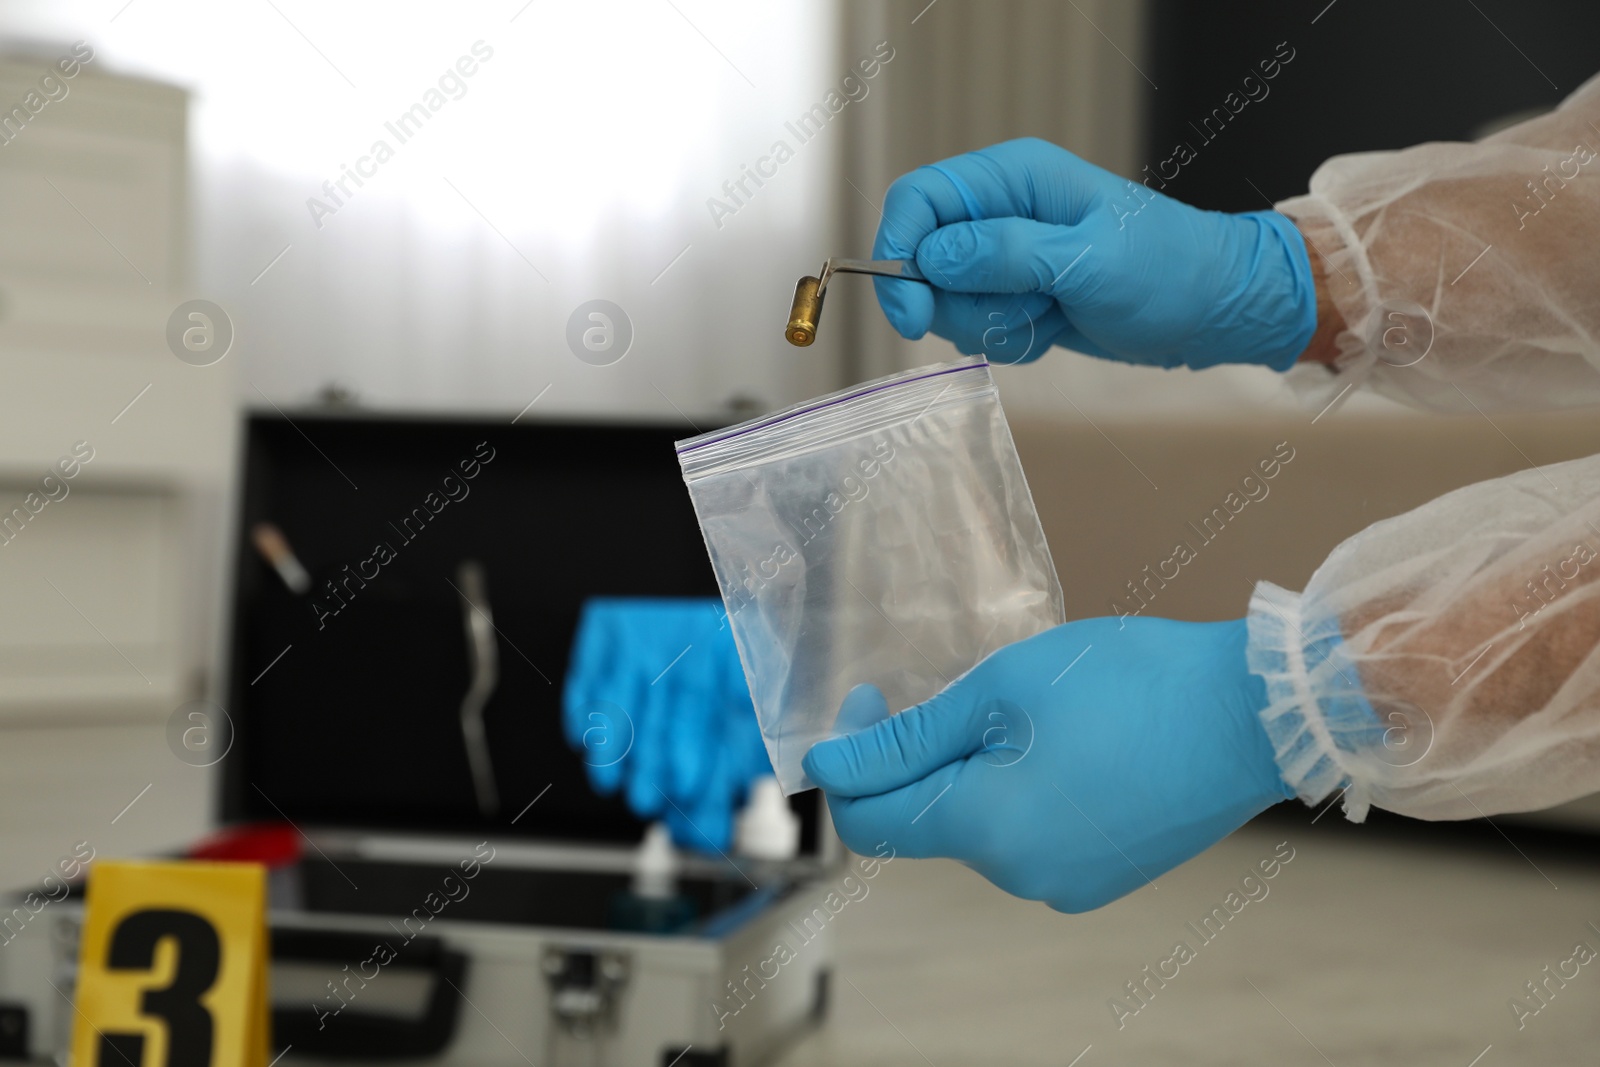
[1250,73,1600,822]
[1278,70,1600,411]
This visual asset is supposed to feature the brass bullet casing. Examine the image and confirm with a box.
[786,276,823,346]
[785,259,927,346]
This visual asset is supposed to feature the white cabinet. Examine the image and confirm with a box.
[0,483,186,716]
[0,64,185,349]
[0,57,233,887]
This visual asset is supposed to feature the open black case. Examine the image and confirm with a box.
[230,412,838,1066]
[3,413,839,1067]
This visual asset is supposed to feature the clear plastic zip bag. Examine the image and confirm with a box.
[676,356,1064,793]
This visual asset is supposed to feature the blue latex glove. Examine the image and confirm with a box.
[563,598,773,853]
[872,138,1316,368]
[801,616,1293,913]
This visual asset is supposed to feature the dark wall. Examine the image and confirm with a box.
[1143,0,1600,210]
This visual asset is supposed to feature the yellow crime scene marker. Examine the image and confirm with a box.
[70,860,270,1067]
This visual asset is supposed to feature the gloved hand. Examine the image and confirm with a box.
[801,616,1293,912]
[873,138,1316,369]
[563,598,772,852]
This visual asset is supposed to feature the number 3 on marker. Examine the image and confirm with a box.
[98,910,220,1067]
[70,861,270,1067]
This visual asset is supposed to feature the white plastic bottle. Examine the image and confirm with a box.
[735,776,800,885]
[609,823,696,933]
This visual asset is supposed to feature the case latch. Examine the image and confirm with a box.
[542,946,630,1039]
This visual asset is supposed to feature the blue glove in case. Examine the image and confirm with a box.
[562,596,774,853]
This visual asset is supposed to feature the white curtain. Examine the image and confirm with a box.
[2,0,852,419]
